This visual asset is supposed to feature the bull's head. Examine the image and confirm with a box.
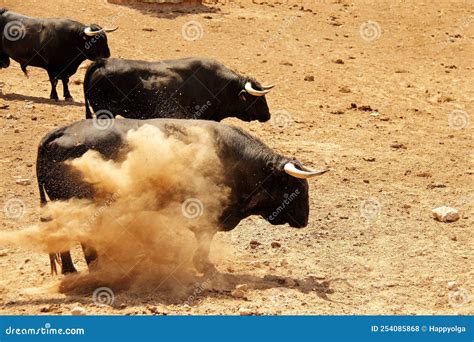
[233,80,274,122]
[255,161,329,228]
[81,24,117,60]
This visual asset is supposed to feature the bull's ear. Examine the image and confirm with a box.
[239,90,247,101]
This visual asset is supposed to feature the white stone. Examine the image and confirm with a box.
[238,307,254,316]
[447,281,457,290]
[15,179,31,186]
[432,206,460,222]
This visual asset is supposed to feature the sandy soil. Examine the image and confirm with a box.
[0,0,472,315]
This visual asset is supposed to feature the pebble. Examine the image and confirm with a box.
[271,241,281,248]
[249,261,261,268]
[71,306,86,316]
[432,206,460,222]
[304,75,315,81]
[284,277,297,287]
[249,240,261,249]
[447,281,457,290]
[231,289,245,298]
[16,179,31,186]
[236,284,248,291]
[238,307,254,316]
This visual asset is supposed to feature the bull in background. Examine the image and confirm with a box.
[0,8,117,101]
[37,119,328,274]
[84,57,274,122]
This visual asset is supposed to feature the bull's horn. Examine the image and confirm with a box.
[103,26,118,33]
[244,82,272,97]
[284,162,329,179]
[261,84,275,90]
[84,27,103,36]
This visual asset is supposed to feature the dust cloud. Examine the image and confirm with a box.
[0,124,230,293]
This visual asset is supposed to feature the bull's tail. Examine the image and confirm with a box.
[36,130,62,275]
[84,59,106,119]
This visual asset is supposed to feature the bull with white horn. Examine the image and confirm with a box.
[0,8,118,101]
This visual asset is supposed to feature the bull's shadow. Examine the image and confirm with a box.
[106,0,224,20]
[6,272,336,311]
[0,92,83,107]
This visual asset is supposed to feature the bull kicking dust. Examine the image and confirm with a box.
[0,124,230,295]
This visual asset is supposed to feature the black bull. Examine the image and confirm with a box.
[84,57,274,122]
[0,8,115,101]
[37,119,327,274]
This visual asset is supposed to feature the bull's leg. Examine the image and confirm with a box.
[47,71,59,101]
[81,243,98,269]
[192,230,217,274]
[60,251,77,274]
[61,77,73,102]
[0,53,10,69]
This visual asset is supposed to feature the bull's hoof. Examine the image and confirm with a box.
[193,258,217,275]
[61,266,78,274]
[64,96,74,102]
[50,97,59,102]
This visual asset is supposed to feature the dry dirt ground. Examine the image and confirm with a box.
[0,0,473,315]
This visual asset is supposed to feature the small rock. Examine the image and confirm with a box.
[231,289,245,298]
[363,157,376,162]
[238,307,254,316]
[364,264,372,271]
[40,305,51,313]
[16,179,31,186]
[308,274,326,280]
[284,277,297,287]
[447,281,457,290]
[334,59,344,64]
[370,111,379,117]
[14,128,20,133]
[71,306,86,316]
[339,86,351,93]
[249,240,261,249]
[271,241,281,248]
[249,261,261,268]
[390,142,407,150]
[142,27,156,32]
[358,105,373,111]
[236,284,248,291]
[304,75,315,82]
[427,183,446,189]
[432,206,460,222]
